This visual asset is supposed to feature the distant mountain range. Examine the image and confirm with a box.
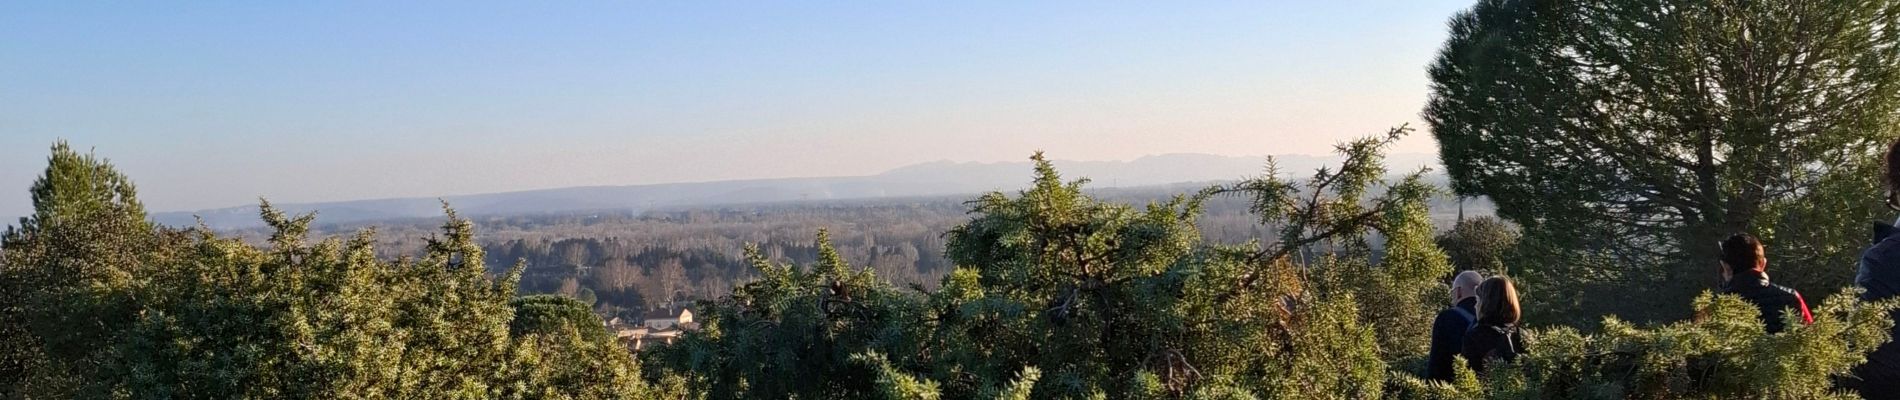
[153,153,1442,229]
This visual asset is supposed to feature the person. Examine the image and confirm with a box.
[1461,276,1526,374]
[1717,233,1812,334]
[1847,140,1900,398]
[1426,270,1484,381]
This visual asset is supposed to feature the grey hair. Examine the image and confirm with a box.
[1452,270,1484,292]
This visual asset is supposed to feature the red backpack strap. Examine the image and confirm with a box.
[1795,291,1814,325]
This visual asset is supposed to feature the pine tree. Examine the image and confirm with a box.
[1,141,179,397]
[1427,0,1900,323]
[1434,217,1518,276]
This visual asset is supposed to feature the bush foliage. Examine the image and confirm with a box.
[9,0,1900,397]
[6,129,1894,399]
[643,129,1899,399]
[1,143,666,399]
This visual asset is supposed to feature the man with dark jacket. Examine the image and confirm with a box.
[1853,141,1900,399]
[1719,234,1812,334]
[1851,220,1900,398]
[1425,270,1484,381]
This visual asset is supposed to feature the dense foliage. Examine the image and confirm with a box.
[9,127,1894,398]
[1392,290,1898,400]
[649,130,1450,399]
[1,143,669,399]
[10,1,1900,397]
[1427,0,1900,324]
[648,129,1896,399]
[1434,216,1518,276]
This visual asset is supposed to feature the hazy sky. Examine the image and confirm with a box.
[1,1,1472,218]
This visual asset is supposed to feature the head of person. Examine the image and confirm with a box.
[1450,270,1484,304]
[1885,139,1900,210]
[1475,276,1520,325]
[1719,233,1767,282]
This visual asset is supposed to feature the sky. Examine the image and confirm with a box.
[0,1,1474,218]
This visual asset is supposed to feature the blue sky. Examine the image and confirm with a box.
[1,1,1473,218]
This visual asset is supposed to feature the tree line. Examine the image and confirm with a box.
[216,183,1475,324]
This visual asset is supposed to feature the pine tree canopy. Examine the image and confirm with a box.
[1426,0,1900,324]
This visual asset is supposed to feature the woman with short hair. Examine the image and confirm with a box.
[1460,276,1527,374]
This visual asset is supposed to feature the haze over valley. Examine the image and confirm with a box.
[154,151,1442,229]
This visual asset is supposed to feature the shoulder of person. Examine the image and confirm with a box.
[1866,235,1900,275]
[1770,283,1802,298]
[1867,234,1900,260]
[1460,325,1483,341]
[1465,323,1498,337]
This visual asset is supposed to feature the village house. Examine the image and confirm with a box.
[642,306,694,330]
[613,302,699,351]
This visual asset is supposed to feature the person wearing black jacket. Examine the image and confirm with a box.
[1847,140,1900,399]
[1718,234,1812,334]
[1426,270,1484,381]
[1853,221,1900,399]
[1461,276,1527,375]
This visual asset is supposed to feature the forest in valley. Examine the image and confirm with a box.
[219,183,1479,323]
[8,0,1900,399]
